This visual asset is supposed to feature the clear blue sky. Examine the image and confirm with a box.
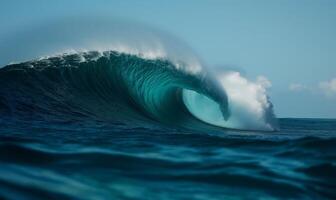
[0,0,335,118]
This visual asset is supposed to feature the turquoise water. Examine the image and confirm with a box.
[0,52,335,199]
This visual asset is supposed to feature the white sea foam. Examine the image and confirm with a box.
[183,71,277,131]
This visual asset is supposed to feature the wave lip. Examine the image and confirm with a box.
[0,50,277,131]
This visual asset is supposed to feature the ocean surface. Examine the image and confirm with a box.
[0,52,335,200]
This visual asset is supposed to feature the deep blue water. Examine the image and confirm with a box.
[0,118,336,199]
[0,52,335,199]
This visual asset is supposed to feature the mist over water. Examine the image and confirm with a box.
[0,18,278,131]
[0,18,202,73]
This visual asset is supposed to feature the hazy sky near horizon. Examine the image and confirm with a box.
[0,0,335,118]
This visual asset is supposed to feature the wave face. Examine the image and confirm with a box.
[0,50,277,131]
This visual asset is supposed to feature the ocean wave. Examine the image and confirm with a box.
[0,50,277,131]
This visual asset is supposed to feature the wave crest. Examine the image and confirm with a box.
[0,51,277,131]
